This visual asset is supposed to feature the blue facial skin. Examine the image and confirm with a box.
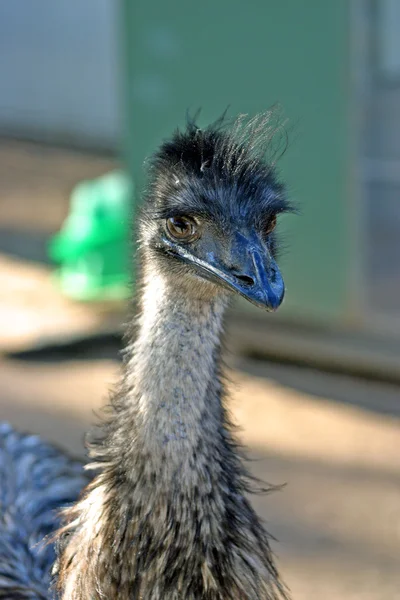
[162,228,285,312]
[225,229,284,310]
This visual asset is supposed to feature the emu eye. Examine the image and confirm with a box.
[265,215,277,235]
[166,216,199,242]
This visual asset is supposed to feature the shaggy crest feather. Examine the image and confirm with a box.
[143,110,292,226]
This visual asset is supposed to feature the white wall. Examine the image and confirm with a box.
[0,0,120,148]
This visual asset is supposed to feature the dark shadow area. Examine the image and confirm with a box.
[236,357,400,419]
[6,338,400,418]
[0,227,51,264]
[11,334,122,363]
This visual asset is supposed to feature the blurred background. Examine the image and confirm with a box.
[0,1,399,598]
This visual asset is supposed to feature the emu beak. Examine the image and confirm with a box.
[213,232,285,311]
[168,232,285,312]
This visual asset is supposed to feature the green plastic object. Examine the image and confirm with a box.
[48,170,133,301]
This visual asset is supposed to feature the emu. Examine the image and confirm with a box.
[0,114,293,600]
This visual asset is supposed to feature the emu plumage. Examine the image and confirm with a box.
[1,113,293,599]
[0,423,88,599]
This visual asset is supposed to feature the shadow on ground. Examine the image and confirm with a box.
[10,335,400,418]
[0,228,51,264]
[237,356,400,418]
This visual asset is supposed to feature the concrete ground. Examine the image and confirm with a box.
[0,139,399,599]
[1,348,399,600]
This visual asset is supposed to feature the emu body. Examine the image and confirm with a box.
[0,424,88,599]
[1,114,293,599]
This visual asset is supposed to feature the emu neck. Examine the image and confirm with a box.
[58,267,288,600]
[127,269,227,471]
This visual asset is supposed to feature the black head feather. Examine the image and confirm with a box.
[142,111,293,230]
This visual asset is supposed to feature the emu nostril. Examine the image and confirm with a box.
[235,274,255,287]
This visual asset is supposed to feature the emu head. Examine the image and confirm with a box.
[140,113,293,311]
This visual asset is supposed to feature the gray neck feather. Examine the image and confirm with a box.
[126,268,227,475]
